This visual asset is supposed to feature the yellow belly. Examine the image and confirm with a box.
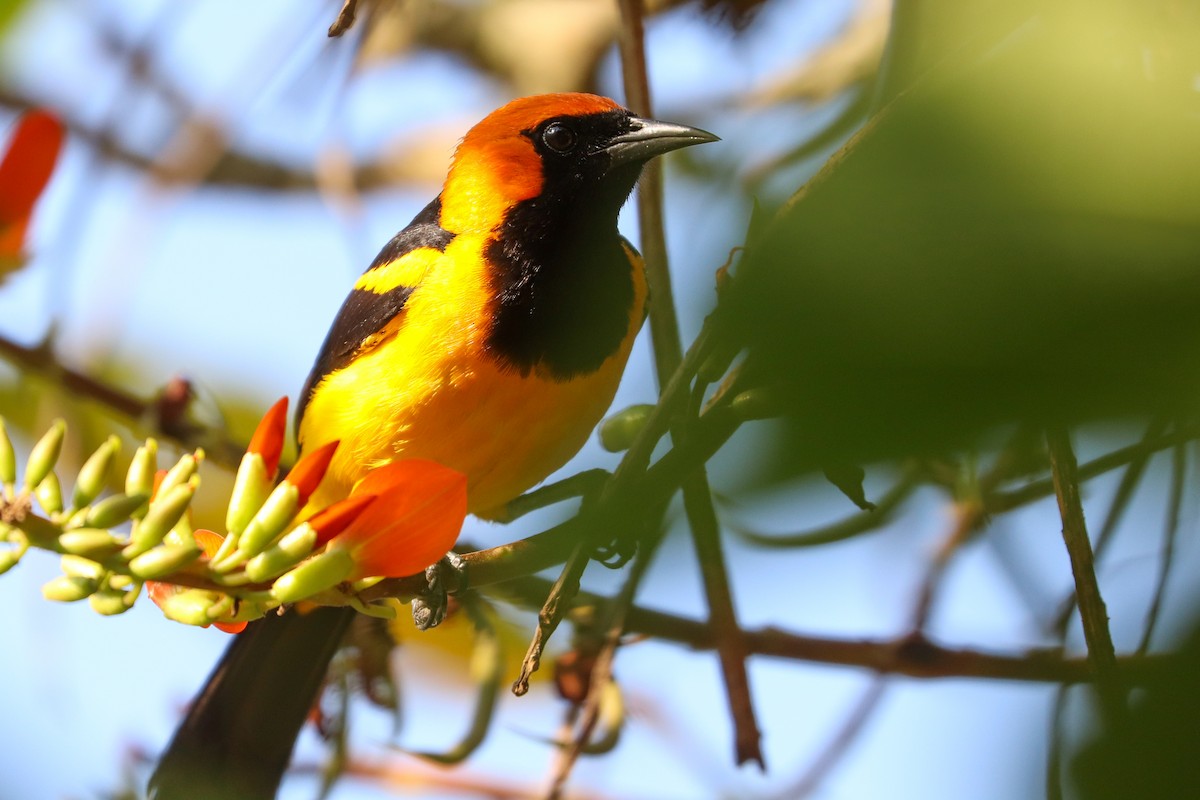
[298,233,645,518]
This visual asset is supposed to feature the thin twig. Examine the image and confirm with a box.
[1045,426,1126,724]
[989,423,1200,514]
[1052,416,1168,634]
[616,0,762,767]
[0,332,245,466]
[544,528,665,798]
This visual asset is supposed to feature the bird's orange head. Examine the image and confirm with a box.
[440,93,716,234]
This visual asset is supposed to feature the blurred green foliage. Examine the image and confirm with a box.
[733,2,1200,467]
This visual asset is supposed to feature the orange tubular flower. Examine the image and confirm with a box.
[335,459,467,579]
[283,439,338,509]
[0,109,64,262]
[247,396,288,477]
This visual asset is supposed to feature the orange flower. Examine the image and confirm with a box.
[333,460,467,579]
[283,439,338,509]
[247,396,288,477]
[0,110,64,262]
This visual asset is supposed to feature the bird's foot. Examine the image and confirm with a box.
[411,552,467,631]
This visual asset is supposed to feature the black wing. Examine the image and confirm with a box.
[294,195,455,436]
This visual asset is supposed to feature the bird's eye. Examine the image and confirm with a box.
[541,122,577,154]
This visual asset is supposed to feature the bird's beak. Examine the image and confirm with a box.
[604,116,719,168]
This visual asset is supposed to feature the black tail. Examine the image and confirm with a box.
[148,606,355,800]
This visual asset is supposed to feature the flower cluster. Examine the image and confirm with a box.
[0,398,467,631]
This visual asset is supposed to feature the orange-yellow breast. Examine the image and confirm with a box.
[299,231,647,518]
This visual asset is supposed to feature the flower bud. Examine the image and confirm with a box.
[58,528,122,559]
[157,589,223,627]
[226,452,271,537]
[72,435,121,510]
[599,404,656,453]
[157,450,202,498]
[85,492,150,529]
[35,471,62,515]
[245,522,316,583]
[232,482,300,561]
[0,417,15,486]
[124,479,197,558]
[271,547,354,604]
[89,587,135,616]
[0,548,20,576]
[60,554,105,580]
[125,440,158,502]
[730,388,780,421]
[129,543,201,580]
[42,574,98,602]
[24,419,65,492]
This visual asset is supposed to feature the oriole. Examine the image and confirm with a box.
[149,93,716,799]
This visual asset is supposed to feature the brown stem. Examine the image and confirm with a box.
[1045,426,1126,723]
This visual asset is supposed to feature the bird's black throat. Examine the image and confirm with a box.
[484,166,640,380]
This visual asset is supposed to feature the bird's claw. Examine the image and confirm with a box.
[411,552,467,630]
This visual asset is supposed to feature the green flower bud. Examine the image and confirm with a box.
[157,589,224,627]
[42,575,98,602]
[730,388,779,422]
[125,440,158,504]
[89,587,135,616]
[128,543,201,580]
[234,482,300,561]
[60,554,105,580]
[271,547,354,604]
[599,404,656,453]
[35,472,63,516]
[58,528,122,559]
[24,419,66,492]
[157,450,201,499]
[245,522,317,583]
[85,492,150,529]
[124,480,196,558]
[0,548,20,576]
[0,417,16,486]
[108,573,136,591]
[72,435,121,510]
[226,453,272,537]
